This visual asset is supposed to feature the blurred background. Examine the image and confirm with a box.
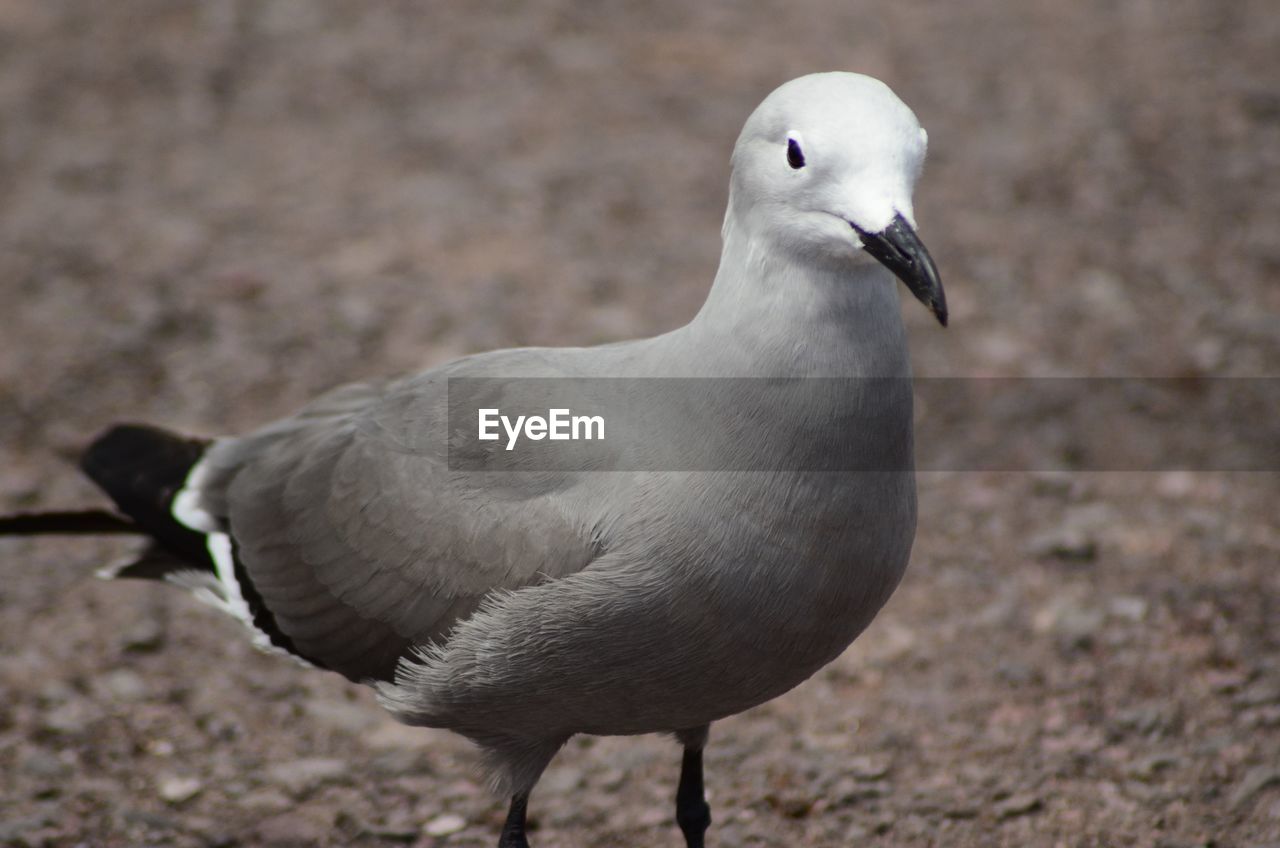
[0,1,1276,845]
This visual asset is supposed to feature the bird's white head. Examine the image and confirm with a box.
[728,72,946,325]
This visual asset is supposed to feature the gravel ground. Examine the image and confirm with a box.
[1,2,1278,846]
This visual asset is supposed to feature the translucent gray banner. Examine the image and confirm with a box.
[445,378,1280,472]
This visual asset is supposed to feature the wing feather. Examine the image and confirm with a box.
[192,369,602,682]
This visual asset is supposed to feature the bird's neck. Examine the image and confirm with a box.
[677,208,911,378]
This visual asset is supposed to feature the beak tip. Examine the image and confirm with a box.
[854,215,949,330]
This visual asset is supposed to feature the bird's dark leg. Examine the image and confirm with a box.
[675,726,712,848]
[498,791,531,848]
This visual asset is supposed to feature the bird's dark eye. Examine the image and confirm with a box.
[786,138,805,169]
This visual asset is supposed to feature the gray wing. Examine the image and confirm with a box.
[191,359,604,683]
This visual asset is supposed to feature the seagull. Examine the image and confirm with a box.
[0,72,945,847]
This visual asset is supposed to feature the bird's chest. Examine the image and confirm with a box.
[660,471,916,697]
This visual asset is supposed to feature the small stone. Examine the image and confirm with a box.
[844,822,871,840]
[996,661,1040,686]
[370,749,427,777]
[123,808,182,831]
[846,755,892,780]
[1205,669,1250,695]
[786,797,814,818]
[423,813,466,836]
[1030,472,1078,498]
[1155,471,1196,499]
[1026,503,1113,562]
[1244,706,1280,729]
[1230,766,1280,811]
[1190,336,1226,371]
[22,751,72,781]
[365,719,435,751]
[122,617,165,652]
[540,765,584,793]
[365,822,420,842]
[1126,754,1180,782]
[863,621,918,665]
[37,679,75,704]
[438,779,484,803]
[158,775,203,804]
[72,777,120,800]
[1110,704,1177,737]
[221,780,250,799]
[0,816,53,846]
[1234,682,1280,708]
[597,768,627,792]
[238,788,294,814]
[830,776,892,804]
[993,793,1042,819]
[265,758,349,795]
[1027,526,1097,562]
[1108,596,1148,622]
[41,699,98,734]
[99,669,149,702]
[303,698,379,734]
[1033,598,1105,650]
[186,817,238,848]
[253,811,330,847]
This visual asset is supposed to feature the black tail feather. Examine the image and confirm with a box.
[78,423,215,570]
[0,509,140,536]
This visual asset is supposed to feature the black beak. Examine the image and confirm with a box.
[852,213,947,327]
